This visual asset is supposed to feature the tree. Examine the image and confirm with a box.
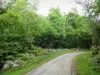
[77,0,100,72]
[0,0,15,15]
[0,0,41,69]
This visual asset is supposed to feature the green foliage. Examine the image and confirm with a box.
[0,0,92,71]
[16,54,29,60]
[0,11,26,69]
[87,0,100,72]
[0,50,78,75]
[30,46,46,56]
[0,0,41,69]
[0,8,7,15]
[35,8,92,48]
[91,46,100,72]
[5,55,15,61]
[77,53,100,75]
[35,8,91,49]
[92,53,100,72]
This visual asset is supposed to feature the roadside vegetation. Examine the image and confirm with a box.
[0,0,100,75]
[76,0,100,74]
[76,52,100,75]
[0,49,79,75]
[0,0,92,72]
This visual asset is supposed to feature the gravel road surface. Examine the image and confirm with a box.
[25,52,83,75]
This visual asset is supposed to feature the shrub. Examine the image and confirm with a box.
[6,55,15,61]
[91,46,100,72]
[91,53,100,72]
[16,54,29,60]
[30,46,46,56]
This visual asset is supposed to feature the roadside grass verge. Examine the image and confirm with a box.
[0,49,79,75]
[76,52,100,75]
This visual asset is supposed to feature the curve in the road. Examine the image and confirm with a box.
[25,52,83,75]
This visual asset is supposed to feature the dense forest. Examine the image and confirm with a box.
[0,0,100,74]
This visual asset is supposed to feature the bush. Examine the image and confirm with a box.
[0,11,33,69]
[6,55,15,61]
[30,46,46,56]
[16,54,29,60]
[0,0,92,71]
[91,46,100,72]
[91,46,99,57]
[91,53,100,72]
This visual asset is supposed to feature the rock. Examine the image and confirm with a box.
[25,53,34,57]
[3,60,13,69]
[3,60,20,70]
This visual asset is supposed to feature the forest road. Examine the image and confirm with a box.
[25,52,84,75]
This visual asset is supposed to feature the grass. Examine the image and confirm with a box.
[76,52,100,75]
[0,50,78,75]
